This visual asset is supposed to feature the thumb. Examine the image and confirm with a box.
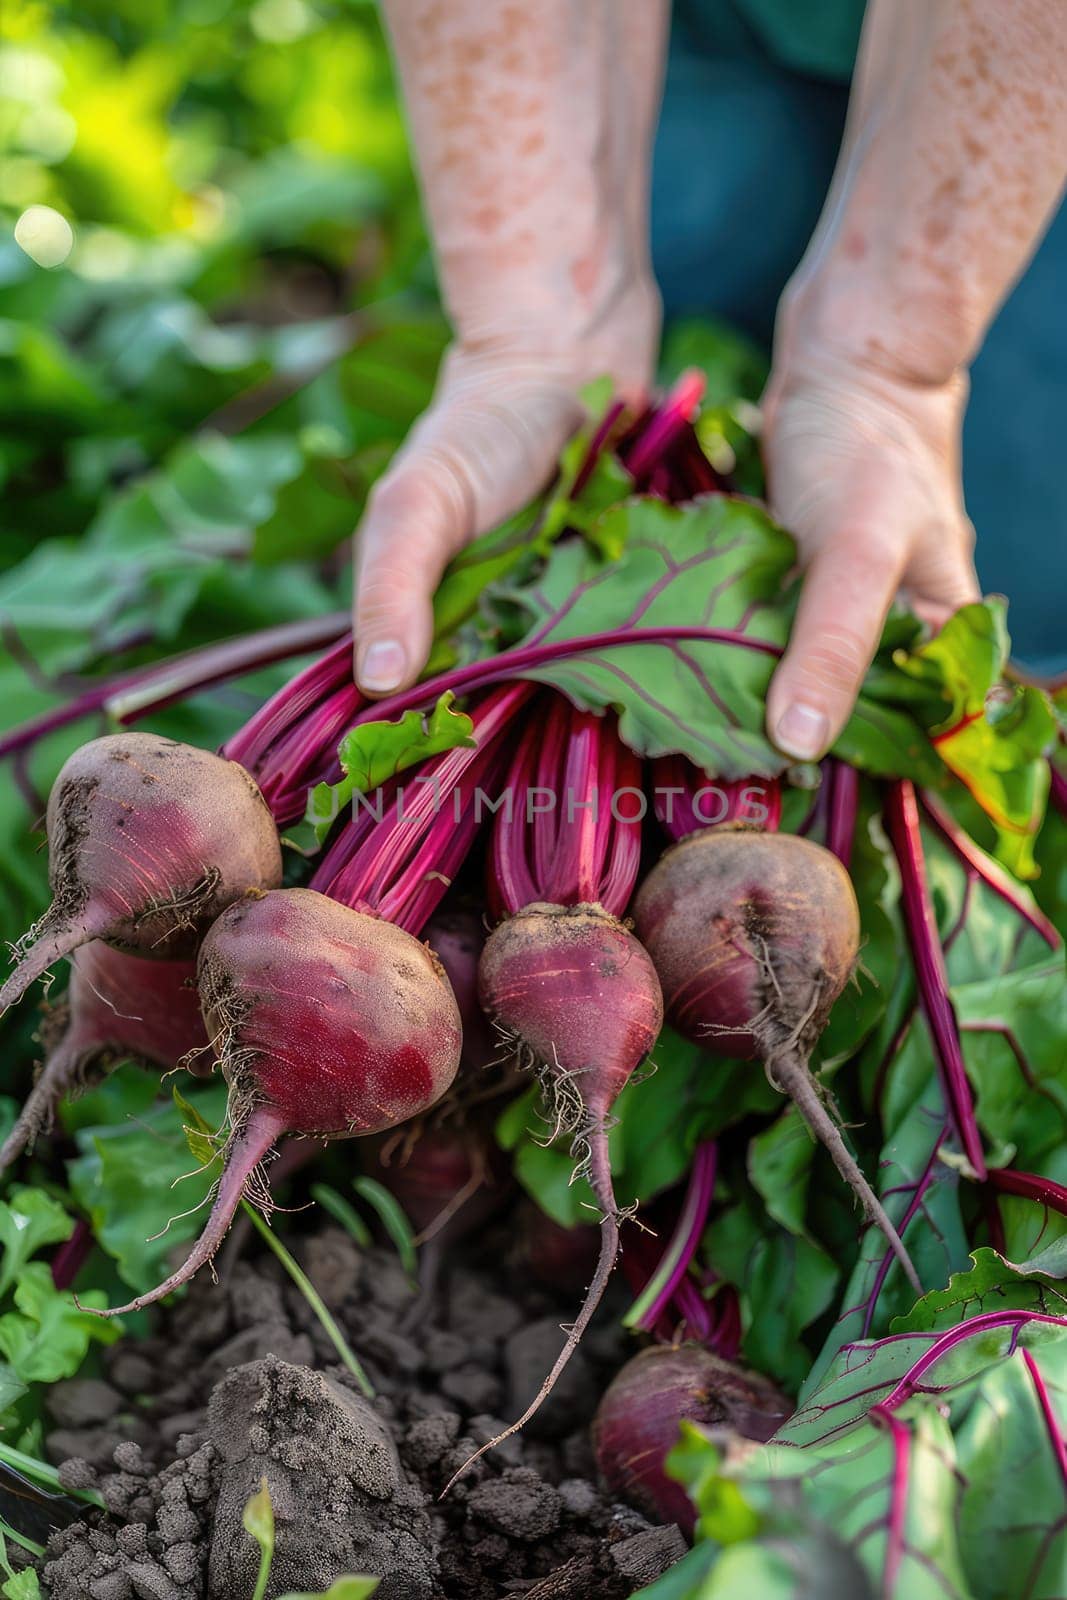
[353,380,582,694]
[353,453,472,695]
[766,528,905,762]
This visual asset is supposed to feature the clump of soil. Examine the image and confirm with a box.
[41,1220,686,1599]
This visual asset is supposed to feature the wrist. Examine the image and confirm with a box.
[446,266,662,404]
[776,236,979,397]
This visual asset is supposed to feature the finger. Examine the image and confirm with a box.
[353,454,472,695]
[352,386,580,693]
[766,531,906,762]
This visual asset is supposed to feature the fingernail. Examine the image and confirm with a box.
[774,702,830,761]
[358,639,407,693]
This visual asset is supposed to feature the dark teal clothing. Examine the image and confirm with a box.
[652,7,1067,674]
[680,0,866,80]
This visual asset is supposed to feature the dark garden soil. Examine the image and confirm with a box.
[40,1218,686,1600]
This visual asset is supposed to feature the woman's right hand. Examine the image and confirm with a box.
[353,288,659,695]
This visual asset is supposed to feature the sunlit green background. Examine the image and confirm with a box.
[0,0,444,556]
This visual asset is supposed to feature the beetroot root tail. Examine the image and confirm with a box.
[768,1046,922,1296]
[0,920,93,1017]
[84,1106,288,1317]
[0,1044,83,1175]
[441,1124,622,1495]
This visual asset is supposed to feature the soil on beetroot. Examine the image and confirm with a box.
[41,1217,688,1600]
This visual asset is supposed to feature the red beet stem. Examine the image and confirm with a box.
[344,624,783,734]
[624,1141,717,1333]
[311,683,530,934]
[884,780,987,1179]
[490,697,642,920]
[988,1166,1067,1217]
[826,761,859,869]
[0,616,349,764]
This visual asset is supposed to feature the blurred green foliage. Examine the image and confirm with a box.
[0,0,438,562]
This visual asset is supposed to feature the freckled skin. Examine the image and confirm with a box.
[380,0,667,366]
[782,0,1066,386]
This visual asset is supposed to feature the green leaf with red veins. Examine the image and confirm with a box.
[501,496,950,784]
[803,1011,969,1400]
[668,1314,1067,1600]
[501,497,797,780]
[953,959,1067,1171]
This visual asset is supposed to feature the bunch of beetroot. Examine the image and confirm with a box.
[3,368,1030,1503]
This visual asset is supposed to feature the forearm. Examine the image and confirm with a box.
[783,0,1066,383]
[380,0,668,387]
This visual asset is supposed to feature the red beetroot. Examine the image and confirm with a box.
[0,733,282,1015]
[0,943,209,1175]
[437,700,664,1486]
[96,887,462,1315]
[592,1343,790,1535]
[633,828,921,1291]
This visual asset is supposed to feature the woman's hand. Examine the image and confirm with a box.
[763,0,1063,760]
[762,333,979,762]
[353,295,658,693]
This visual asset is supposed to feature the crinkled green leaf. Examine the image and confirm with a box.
[893,601,1056,875]
[304,691,475,846]
[0,1264,120,1383]
[0,1188,75,1299]
[893,1248,1067,1332]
